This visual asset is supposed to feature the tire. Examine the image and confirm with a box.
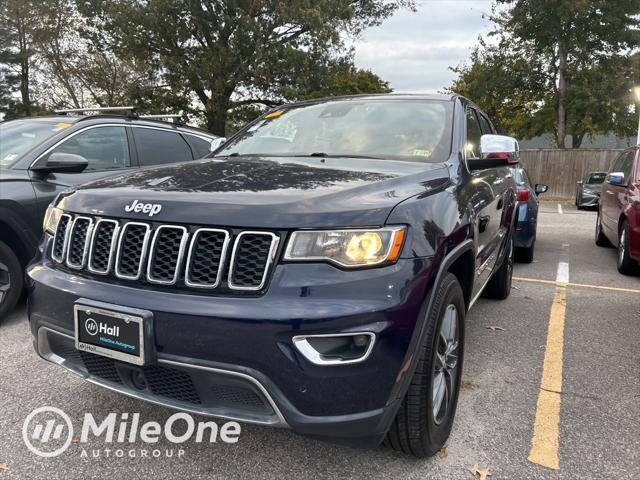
[595,212,611,247]
[515,240,534,264]
[617,220,638,275]
[0,240,23,320]
[383,273,465,458]
[482,234,514,300]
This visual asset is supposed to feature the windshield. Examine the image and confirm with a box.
[216,99,453,162]
[586,173,606,184]
[0,120,72,167]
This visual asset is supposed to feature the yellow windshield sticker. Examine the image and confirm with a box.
[54,122,73,130]
[265,110,285,119]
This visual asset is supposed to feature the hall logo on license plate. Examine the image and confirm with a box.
[74,304,145,366]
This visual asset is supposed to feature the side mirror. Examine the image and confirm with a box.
[209,137,227,152]
[32,152,89,174]
[468,134,520,170]
[535,184,549,195]
[607,172,625,186]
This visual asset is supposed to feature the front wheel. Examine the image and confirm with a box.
[384,273,465,457]
[0,240,23,320]
[617,221,638,275]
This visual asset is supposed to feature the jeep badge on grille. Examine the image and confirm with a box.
[124,199,162,217]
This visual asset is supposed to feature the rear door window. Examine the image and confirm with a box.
[133,128,194,166]
[184,134,212,159]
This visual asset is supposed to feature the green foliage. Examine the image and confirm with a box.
[450,0,640,148]
[77,0,411,135]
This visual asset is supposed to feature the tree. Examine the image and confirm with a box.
[78,0,412,135]
[491,0,640,148]
[0,0,44,116]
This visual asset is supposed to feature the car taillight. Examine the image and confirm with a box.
[517,187,530,202]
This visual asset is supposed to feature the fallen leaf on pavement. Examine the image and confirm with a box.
[486,326,505,332]
[461,380,479,390]
[469,464,492,480]
[0,464,8,471]
[72,436,81,444]
[438,444,448,459]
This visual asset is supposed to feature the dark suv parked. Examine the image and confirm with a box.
[0,111,219,317]
[27,94,518,457]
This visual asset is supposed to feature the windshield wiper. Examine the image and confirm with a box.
[296,153,386,160]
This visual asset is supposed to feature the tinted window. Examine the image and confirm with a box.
[619,152,635,182]
[609,152,626,174]
[586,173,606,184]
[216,100,454,163]
[465,108,482,158]
[184,134,212,158]
[50,126,130,171]
[478,113,494,135]
[133,128,193,166]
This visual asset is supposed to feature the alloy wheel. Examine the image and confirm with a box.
[619,228,626,265]
[432,304,459,425]
[0,260,10,306]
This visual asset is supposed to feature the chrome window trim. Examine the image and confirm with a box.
[228,231,280,291]
[291,332,376,366]
[65,216,94,270]
[51,214,72,263]
[87,219,120,275]
[146,225,189,285]
[114,222,152,281]
[30,123,215,168]
[184,228,231,289]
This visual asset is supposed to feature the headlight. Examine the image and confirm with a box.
[43,205,63,234]
[284,227,406,268]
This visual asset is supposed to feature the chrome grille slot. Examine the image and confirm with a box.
[50,213,279,293]
[147,225,188,285]
[115,222,151,280]
[65,216,93,269]
[51,214,72,263]
[88,219,119,274]
[228,232,279,290]
[185,228,230,288]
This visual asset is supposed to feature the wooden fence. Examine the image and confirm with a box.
[519,149,623,199]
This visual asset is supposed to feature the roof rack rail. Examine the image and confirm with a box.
[139,114,187,126]
[55,106,138,119]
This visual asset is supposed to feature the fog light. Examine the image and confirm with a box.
[292,332,375,365]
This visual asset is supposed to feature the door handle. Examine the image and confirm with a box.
[478,215,490,233]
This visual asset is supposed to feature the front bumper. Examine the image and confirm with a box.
[578,191,600,207]
[28,237,434,446]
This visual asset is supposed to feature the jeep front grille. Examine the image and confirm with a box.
[51,214,279,293]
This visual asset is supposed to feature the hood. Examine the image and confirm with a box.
[60,156,450,228]
[583,183,602,193]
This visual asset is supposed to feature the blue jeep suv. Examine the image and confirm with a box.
[27,94,518,456]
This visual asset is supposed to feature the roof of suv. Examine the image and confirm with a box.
[5,114,217,139]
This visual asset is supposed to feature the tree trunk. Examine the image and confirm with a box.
[571,133,585,148]
[205,95,231,136]
[556,44,567,149]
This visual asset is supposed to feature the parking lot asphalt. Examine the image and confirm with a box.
[1,204,638,479]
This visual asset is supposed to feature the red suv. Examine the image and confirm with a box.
[596,146,640,274]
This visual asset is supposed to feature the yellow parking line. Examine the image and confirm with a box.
[528,283,566,470]
[514,276,640,294]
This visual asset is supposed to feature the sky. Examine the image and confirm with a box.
[353,0,495,93]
